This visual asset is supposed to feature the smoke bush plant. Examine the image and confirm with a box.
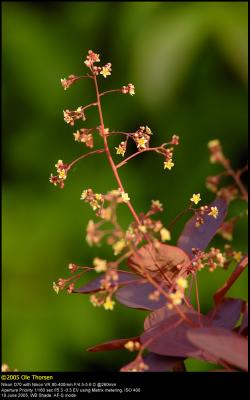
[50,50,248,372]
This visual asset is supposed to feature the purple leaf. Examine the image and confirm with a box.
[207,298,243,330]
[187,327,248,371]
[141,312,211,359]
[116,281,167,310]
[144,353,185,372]
[87,336,140,352]
[117,244,190,310]
[144,303,195,330]
[127,243,190,283]
[177,198,228,257]
[73,271,141,294]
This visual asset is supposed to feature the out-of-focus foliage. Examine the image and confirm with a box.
[2,1,248,371]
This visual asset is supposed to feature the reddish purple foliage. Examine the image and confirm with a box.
[177,198,228,257]
[116,282,167,310]
[127,243,190,280]
[187,327,248,371]
[206,298,243,329]
[141,310,210,359]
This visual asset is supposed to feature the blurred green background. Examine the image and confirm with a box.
[2,1,248,372]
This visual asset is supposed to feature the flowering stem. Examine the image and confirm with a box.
[92,75,195,325]
[93,75,141,225]
[68,149,105,170]
[187,275,194,301]
[194,273,201,325]
[77,74,94,80]
[107,131,134,138]
[83,102,98,110]
[100,89,122,97]
[94,77,170,285]
[116,147,163,169]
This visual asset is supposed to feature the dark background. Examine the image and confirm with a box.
[2,1,248,371]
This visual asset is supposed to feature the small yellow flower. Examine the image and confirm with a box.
[58,169,67,180]
[151,200,163,210]
[100,67,111,78]
[53,282,59,294]
[124,341,140,352]
[164,159,174,170]
[103,297,115,311]
[121,192,130,203]
[73,131,81,142]
[208,206,219,219]
[176,277,188,289]
[233,251,242,262]
[90,200,100,211]
[216,252,226,266]
[93,258,107,273]
[138,225,147,234]
[169,290,183,305]
[115,145,126,157]
[124,341,135,352]
[128,84,135,96]
[137,137,148,148]
[113,239,126,255]
[208,139,220,149]
[95,193,103,201]
[160,228,171,242]
[190,193,201,205]
[80,190,88,200]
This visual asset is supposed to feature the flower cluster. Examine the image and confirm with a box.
[208,139,224,164]
[80,188,130,216]
[84,50,113,79]
[190,246,233,273]
[63,107,86,126]
[84,50,100,68]
[93,257,107,272]
[163,147,175,171]
[49,160,68,189]
[167,276,188,309]
[122,83,135,96]
[61,74,78,90]
[124,341,141,352]
[73,128,94,148]
[133,126,152,150]
[80,189,104,212]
